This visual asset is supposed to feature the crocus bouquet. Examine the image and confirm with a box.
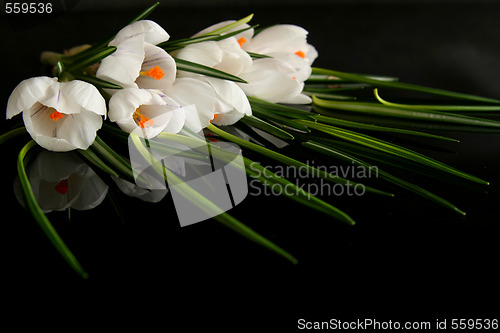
[3,3,500,278]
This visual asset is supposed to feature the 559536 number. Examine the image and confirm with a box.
[451,318,498,330]
[5,2,52,14]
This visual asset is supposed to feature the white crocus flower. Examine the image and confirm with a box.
[192,21,318,104]
[163,77,216,133]
[201,77,252,126]
[96,20,176,94]
[6,77,106,152]
[242,24,318,66]
[242,24,318,104]
[108,88,185,139]
[174,38,252,77]
[164,77,251,130]
[238,57,308,104]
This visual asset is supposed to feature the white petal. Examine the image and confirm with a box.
[111,20,170,46]
[37,82,80,115]
[265,51,312,82]
[56,110,103,150]
[96,35,145,90]
[165,77,216,131]
[238,58,303,103]
[244,24,309,54]
[109,88,180,139]
[123,104,172,139]
[238,72,302,103]
[162,96,186,134]
[60,80,106,116]
[6,77,57,119]
[135,43,176,90]
[25,103,59,138]
[108,88,162,122]
[23,98,102,152]
[174,41,222,69]
[305,44,319,65]
[216,38,253,75]
[181,104,203,133]
[203,78,251,126]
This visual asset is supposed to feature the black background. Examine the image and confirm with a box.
[1,0,499,330]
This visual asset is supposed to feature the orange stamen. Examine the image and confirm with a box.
[294,50,306,59]
[140,65,165,80]
[292,77,297,80]
[210,114,219,123]
[237,37,247,48]
[133,109,154,128]
[49,110,65,122]
[54,179,69,195]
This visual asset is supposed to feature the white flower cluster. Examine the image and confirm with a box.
[6,19,317,152]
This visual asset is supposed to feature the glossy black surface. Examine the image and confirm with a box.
[1,1,499,329]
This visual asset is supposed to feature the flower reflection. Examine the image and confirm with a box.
[112,176,168,203]
[14,150,108,213]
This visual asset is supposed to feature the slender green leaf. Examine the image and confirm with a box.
[314,115,459,142]
[65,46,117,73]
[72,73,123,89]
[77,148,119,177]
[175,58,247,83]
[158,35,219,50]
[374,88,500,112]
[297,120,489,185]
[128,2,160,24]
[252,106,311,133]
[212,25,258,41]
[307,72,399,83]
[240,115,295,140]
[302,91,356,100]
[247,52,271,59]
[304,86,366,93]
[302,140,466,215]
[17,141,88,278]
[206,124,394,198]
[160,25,258,52]
[91,136,135,182]
[312,67,500,104]
[248,97,316,119]
[312,96,500,128]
